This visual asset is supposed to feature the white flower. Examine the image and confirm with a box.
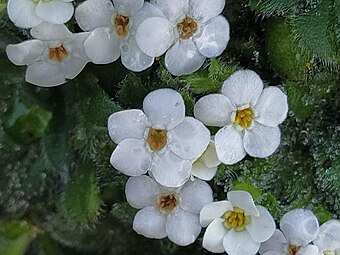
[108,88,210,187]
[200,190,275,255]
[75,0,161,72]
[126,175,213,246]
[259,209,320,255]
[313,219,340,255]
[194,69,288,164]
[6,22,89,87]
[7,0,74,29]
[192,140,221,181]
[135,0,230,76]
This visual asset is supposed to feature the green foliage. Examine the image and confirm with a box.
[250,0,299,16]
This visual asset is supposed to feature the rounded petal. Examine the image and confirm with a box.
[113,0,143,16]
[201,141,221,168]
[136,17,175,57]
[133,206,167,239]
[36,0,74,24]
[110,138,152,176]
[192,161,218,181]
[259,230,287,254]
[143,88,185,130]
[203,218,228,253]
[84,27,121,64]
[165,39,206,76]
[195,15,230,58]
[62,56,88,80]
[227,190,259,217]
[262,252,286,255]
[108,110,149,144]
[7,0,42,28]
[166,209,201,246]
[168,117,210,160]
[243,124,281,158]
[150,0,189,22]
[194,94,234,127]
[280,209,319,247]
[255,87,288,127]
[298,244,319,255]
[189,0,225,23]
[179,179,213,214]
[221,70,264,107]
[132,2,167,31]
[215,125,246,164]
[125,176,159,209]
[26,61,66,87]
[246,205,276,243]
[200,201,233,227]
[6,40,45,66]
[314,220,340,251]
[30,22,72,41]
[75,0,113,31]
[223,229,261,255]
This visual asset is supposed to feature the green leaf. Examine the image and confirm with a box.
[111,202,138,224]
[250,0,298,16]
[286,81,314,118]
[313,205,332,224]
[0,221,30,240]
[232,181,262,200]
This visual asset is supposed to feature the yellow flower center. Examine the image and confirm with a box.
[177,16,198,39]
[32,0,51,3]
[114,14,130,37]
[234,107,254,129]
[48,45,69,63]
[147,128,167,152]
[157,193,178,214]
[288,245,300,255]
[324,251,336,255]
[223,207,251,231]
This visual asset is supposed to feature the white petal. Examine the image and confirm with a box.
[255,87,288,127]
[227,190,259,217]
[298,244,319,255]
[314,220,340,251]
[221,70,264,107]
[150,0,189,22]
[280,209,319,247]
[108,110,149,144]
[30,22,72,41]
[166,209,201,246]
[243,124,281,158]
[189,0,225,23]
[75,0,113,31]
[120,36,154,72]
[194,94,234,127]
[259,230,287,255]
[143,88,185,130]
[150,150,191,188]
[223,229,261,255]
[168,117,210,160]
[262,252,286,255]
[136,17,175,57]
[110,138,152,176]
[179,179,213,214]
[201,141,221,168]
[62,56,88,80]
[36,0,74,24]
[6,40,45,66]
[132,2,166,30]
[113,0,143,16]
[203,218,228,253]
[195,15,230,58]
[133,206,167,239]
[200,201,233,227]
[246,205,276,243]
[165,39,206,76]
[192,161,218,181]
[214,125,246,164]
[7,0,42,28]
[84,27,121,64]
[26,61,66,87]
[125,176,159,209]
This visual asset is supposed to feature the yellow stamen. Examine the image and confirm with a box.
[177,16,198,39]
[114,14,130,37]
[223,207,251,231]
[288,245,300,255]
[234,107,254,129]
[147,128,167,152]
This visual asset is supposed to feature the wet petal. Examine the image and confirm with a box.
[200,141,221,168]
[150,0,189,22]
[192,161,218,181]
[223,229,261,255]
[189,0,225,23]
[30,22,72,41]
[200,201,233,227]
[314,219,340,252]
[26,61,65,87]
[203,218,228,253]
[7,0,42,28]
[298,245,319,255]
[227,190,259,217]
[259,230,287,254]
[113,0,143,16]
[36,0,74,24]
[132,2,166,30]
[6,40,45,66]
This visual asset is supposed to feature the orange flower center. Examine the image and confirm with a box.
[114,14,130,37]
[147,128,167,152]
[177,16,198,39]
[48,45,68,63]
[157,193,178,213]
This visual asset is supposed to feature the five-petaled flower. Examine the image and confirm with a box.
[313,219,340,255]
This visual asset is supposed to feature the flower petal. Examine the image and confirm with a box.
[30,22,72,41]
[298,244,319,255]
[200,201,233,227]
[203,218,228,253]
[195,15,230,58]
[165,39,206,76]
[143,88,185,130]
[243,124,281,158]
[246,205,276,243]
[223,229,261,255]
[125,176,159,209]
[150,0,189,22]
[133,206,167,239]
[201,141,221,168]
[108,109,149,144]
[192,161,218,181]
[189,0,225,23]
[7,0,42,28]
[179,179,213,214]
[280,209,319,247]
[262,252,286,255]
[36,0,74,25]
[26,61,66,87]
[255,87,288,127]
[314,219,340,251]
[6,40,45,66]
[136,17,175,57]
[215,125,246,164]
[113,0,143,16]
[132,2,166,30]
[62,56,88,80]
[110,138,152,176]
[221,70,264,107]
[227,190,259,217]
[168,117,210,160]
[259,230,287,255]
[75,0,113,31]
[166,209,201,246]
[194,94,234,127]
